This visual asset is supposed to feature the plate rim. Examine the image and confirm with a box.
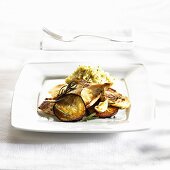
[11,62,155,133]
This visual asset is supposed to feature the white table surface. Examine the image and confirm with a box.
[0,0,170,169]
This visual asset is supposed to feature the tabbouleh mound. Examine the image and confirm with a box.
[65,65,115,84]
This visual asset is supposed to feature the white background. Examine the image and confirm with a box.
[0,0,170,169]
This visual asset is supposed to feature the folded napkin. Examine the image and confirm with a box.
[40,29,133,51]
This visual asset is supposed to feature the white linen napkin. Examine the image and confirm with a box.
[40,29,133,51]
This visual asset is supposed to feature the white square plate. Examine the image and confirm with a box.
[11,62,155,133]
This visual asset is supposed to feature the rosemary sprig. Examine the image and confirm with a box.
[44,81,77,104]
[57,81,77,98]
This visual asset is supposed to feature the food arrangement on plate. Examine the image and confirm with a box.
[38,65,130,122]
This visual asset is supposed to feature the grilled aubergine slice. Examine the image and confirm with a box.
[53,94,86,122]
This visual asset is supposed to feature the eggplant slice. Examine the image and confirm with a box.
[53,94,86,122]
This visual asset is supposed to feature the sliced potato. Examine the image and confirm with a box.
[95,99,108,113]
[69,83,87,95]
[96,106,118,118]
[88,104,118,118]
[53,94,86,122]
[81,83,111,108]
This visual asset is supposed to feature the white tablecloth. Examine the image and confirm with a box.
[1,0,170,169]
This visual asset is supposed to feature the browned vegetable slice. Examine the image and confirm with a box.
[95,99,108,113]
[87,103,118,118]
[96,106,118,118]
[53,94,86,122]
[81,83,111,108]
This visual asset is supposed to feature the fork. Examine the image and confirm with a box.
[42,27,133,43]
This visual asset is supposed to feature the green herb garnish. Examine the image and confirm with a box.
[81,113,98,122]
